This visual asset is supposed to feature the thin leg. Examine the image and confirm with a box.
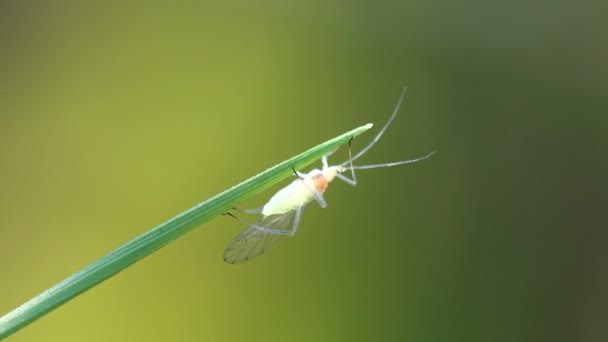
[335,138,358,186]
[300,179,327,208]
[223,212,248,223]
[311,191,327,208]
[292,167,305,179]
[291,206,303,234]
[335,173,357,186]
[224,212,265,229]
[223,212,289,235]
[255,206,303,236]
[341,86,407,167]
[347,137,357,184]
[299,180,327,208]
[232,207,263,214]
[293,166,328,208]
[321,147,339,168]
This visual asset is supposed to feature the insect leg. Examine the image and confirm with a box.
[311,190,327,208]
[290,205,303,235]
[293,167,328,208]
[225,211,295,236]
[292,167,307,179]
[297,183,327,208]
[321,147,339,168]
[223,212,248,223]
[254,206,303,236]
[299,183,327,208]
[321,155,329,169]
[335,173,357,186]
[335,137,359,186]
[232,207,263,214]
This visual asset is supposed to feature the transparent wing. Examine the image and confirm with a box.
[223,211,297,264]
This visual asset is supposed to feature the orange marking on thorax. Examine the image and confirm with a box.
[311,174,329,193]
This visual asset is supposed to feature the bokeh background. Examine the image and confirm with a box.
[1,1,606,341]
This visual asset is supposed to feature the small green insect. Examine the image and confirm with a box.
[224,87,435,264]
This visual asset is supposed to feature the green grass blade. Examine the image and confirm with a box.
[0,123,373,340]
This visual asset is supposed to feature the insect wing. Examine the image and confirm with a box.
[223,211,297,264]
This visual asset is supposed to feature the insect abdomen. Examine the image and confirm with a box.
[262,180,313,216]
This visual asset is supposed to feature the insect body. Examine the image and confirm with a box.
[261,167,335,216]
[223,87,435,264]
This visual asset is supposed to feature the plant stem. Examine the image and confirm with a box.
[0,123,373,340]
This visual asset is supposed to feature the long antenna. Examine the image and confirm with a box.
[341,86,407,166]
[349,151,436,170]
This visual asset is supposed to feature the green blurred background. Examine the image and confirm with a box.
[1,1,606,341]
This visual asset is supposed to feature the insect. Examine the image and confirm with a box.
[223,87,435,264]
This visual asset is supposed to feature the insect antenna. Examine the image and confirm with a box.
[348,151,436,170]
[340,85,407,167]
